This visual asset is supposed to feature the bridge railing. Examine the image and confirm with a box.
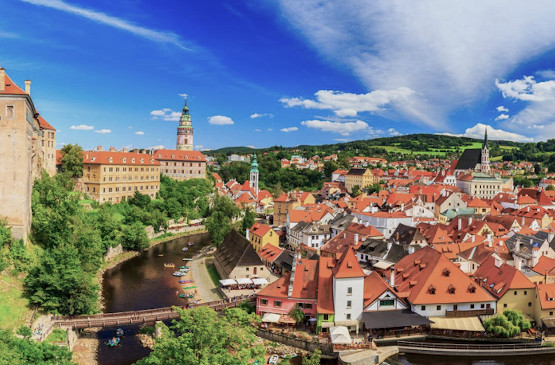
[398,341,542,350]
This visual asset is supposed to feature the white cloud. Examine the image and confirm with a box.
[537,70,555,79]
[255,128,262,132]
[281,88,414,118]
[275,1,555,129]
[495,114,509,121]
[250,112,274,119]
[300,119,368,136]
[135,131,144,135]
[70,124,94,131]
[148,145,165,150]
[20,0,190,50]
[496,106,509,113]
[439,123,533,142]
[178,93,188,99]
[95,129,112,134]
[150,108,181,122]
[267,128,273,131]
[388,128,401,136]
[247,145,255,149]
[496,76,555,139]
[280,127,298,132]
[207,115,234,125]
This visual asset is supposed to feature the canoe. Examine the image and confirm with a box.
[178,265,189,269]
[183,286,197,290]
[182,258,193,261]
[173,272,186,277]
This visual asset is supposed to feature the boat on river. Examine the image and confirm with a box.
[182,247,189,251]
[115,328,124,337]
[163,263,175,268]
[187,241,195,246]
[182,258,192,261]
[173,271,186,277]
[178,265,189,269]
[106,337,120,347]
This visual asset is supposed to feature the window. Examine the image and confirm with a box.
[514,291,517,295]
[380,299,394,306]
[551,312,553,316]
[481,304,485,309]
[304,303,312,309]
[6,105,14,118]
[528,302,532,307]
[260,299,268,305]
[503,303,507,308]
[346,314,351,320]
[421,306,426,311]
[347,287,352,296]
[274,300,282,308]
[524,291,527,295]
[470,304,475,309]
[347,301,352,309]
[436,305,441,311]
[323,314,329,321]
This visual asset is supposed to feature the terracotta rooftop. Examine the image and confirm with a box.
[154,149,206,162]
[83,151,159,166]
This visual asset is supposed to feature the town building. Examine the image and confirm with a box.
[248,222,279,252]
[155,149,206,181]
[453,128,491,175]
[176,99,193,151]
[82,149,160,203]
[344,168,376,193]
[273,191,315,227]
[0,68,56,241]
[249,153,259,198]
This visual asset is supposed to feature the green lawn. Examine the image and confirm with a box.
[0,275,33,329]
[206,263,221,287]
[45,328,66,344]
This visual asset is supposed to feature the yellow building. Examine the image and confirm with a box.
[474,257,536,319]
[155,149,206,181]
[83,150,160,203]
[248,222,279,251]
[535,284,555,322]
[273,191,315,227]
[344,168,375,193]
[0,68,56,241]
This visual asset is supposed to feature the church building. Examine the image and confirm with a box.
[453,128,491,176]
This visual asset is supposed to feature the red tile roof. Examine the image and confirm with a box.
[532,256,555,276]
[37,115,55,130]
[258,244,284,263]
[537,283,555,310]
[250,222,273,237]
[317,256,335,314]
[332,246,365,278]
[83,151,159,166]
[0,73,26,95]
[154,149,206,162]
[473,256,535,299]
[346,222,384,237]
[363,271,396,307]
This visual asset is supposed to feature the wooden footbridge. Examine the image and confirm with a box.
[53,298,254,329]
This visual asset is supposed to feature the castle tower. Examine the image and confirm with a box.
[480,126,490,174]
[176,99,193,151]
[249,153,259,198]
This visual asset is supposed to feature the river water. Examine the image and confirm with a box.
[97,233,555,365]
[97,232,210,365]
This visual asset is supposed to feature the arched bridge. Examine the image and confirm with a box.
[53,298,254,329]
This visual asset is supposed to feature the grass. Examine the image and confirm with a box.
[370,142,517,157]
[206,263,221,287]
[45,328,66,344]
[0,274,33,329]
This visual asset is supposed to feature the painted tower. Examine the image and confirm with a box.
[249,153,259,198]
[176,99,193,151]
[480,127,490,174]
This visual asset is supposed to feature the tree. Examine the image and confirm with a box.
[289,306,305,325]
[129,191,152,210]
[302,349,322,365]
[60,144,83,178]
[120,222,150,251]
[136,306,264,365]
[241,208,255,237]
[16,326,32,339]
[0,329,73,364]
[205,211,232,246]
[483,310,531,338]
[351,185,361,197]
[547,185,555,191]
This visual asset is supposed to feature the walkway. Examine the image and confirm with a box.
[191,256,222,302]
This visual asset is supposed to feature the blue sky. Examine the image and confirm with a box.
[3,0,555,150]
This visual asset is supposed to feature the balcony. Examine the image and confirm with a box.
[445,308,494,318]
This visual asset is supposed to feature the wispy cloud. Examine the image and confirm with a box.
[438,123,533,142]
[95,129,112,134]
[135,131,145,135]
[151,108,181,121]
[300,119,368,136]
[208,115,234,125]
[276,0,555,129]
[280,127,298,132]
[495,114,509,121]
[20,0,191,50]
[250,112,274,119]
[70,124,94,131]
[496,106,509,113]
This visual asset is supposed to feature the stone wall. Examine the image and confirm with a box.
[255,329,335,357]
[104,244,123,262]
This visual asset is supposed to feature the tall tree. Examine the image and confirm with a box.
[60,144,84,178]
[241,208,255,237]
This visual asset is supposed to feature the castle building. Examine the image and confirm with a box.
[453,128,491,176]
[155,149,206,181]
[0,67,56,241]
[249,153,259,198]
[176,99,193,151]
[82,149,160,203]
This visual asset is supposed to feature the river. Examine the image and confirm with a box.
[389,353,555,365]
[97,232,210,365]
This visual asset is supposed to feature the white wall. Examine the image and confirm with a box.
[411,301,496,317]
[364,291,407,311]
[333,277,365,321]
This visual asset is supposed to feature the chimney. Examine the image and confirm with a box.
[97,145,104,151]
[109,146,116,152]
[354,233,359,245]
[0,67,4,92]
[387,241,392,251]
[246,228,250,240]
[122,147,129,153]
[469,217,473,225]
[515,239,521,252]
[515,259,522,271]
[390,270,395,287]
[24,80,31,95]
[458,218,462,231]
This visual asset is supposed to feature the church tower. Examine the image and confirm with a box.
[176,99,193,151]
[480,126,490,174]
[249,153,259,198]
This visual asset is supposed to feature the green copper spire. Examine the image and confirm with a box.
[250,153,259,173]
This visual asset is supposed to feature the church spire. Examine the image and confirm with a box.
[482,126,488,149]
[176,96,193,151]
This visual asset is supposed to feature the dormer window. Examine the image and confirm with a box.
[442,268,450,277]
[140,158,144,163]
[158,154,162,158]
[428,285,436,295]
[132,158,135,163]
[468,285,476,293]
[448,285,456,294]
[123,158,126,163]
[109,157,113,163]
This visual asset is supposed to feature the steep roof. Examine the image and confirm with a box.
[454,148,482,170]
[83,151,159,166]
[347,168,368,176]
[213,230,264,277]
[257,273,290,299]
[317,256,335,314]
[0,73,26,95]
[474,256,535,299]
[363,271,394,307]
[346,222,384,237]
[154,149,206,162]
[332,246,365,278]
[537,283,555,310]
[37,115,55,130]
[394,246,494,305]
[532,256,555,276]
[258,244,284,263]
[250,222,273,237]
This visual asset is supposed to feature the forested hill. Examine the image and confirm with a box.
[207,134,522,158]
